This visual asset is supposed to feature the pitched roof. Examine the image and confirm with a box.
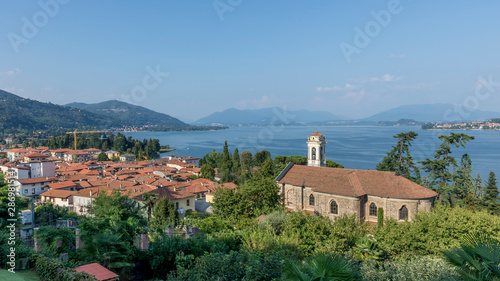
[135,186,195,201]
[40,189,77,198]
[75,263,119,281]
[18,176,58,184]
[47,181,77,189]
[278,165,437,199]
[309,131,324,137]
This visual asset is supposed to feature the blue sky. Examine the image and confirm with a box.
[1,1,500,122]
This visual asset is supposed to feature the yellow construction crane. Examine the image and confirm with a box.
[66,130,108,150]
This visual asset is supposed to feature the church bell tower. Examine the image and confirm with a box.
[307,131,326,167]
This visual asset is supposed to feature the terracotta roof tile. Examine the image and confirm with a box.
[279,165,437,199]
[75,263,119,281]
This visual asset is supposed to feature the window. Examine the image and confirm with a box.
[24,189,28,194]
[186,199,190,206]
[399,205,408,220]
[175,202,179,209]
[330,200,338,215]
[311,148,316,160]
[309,194,315,206]
[369,203,377,217]
[320,147,323,161]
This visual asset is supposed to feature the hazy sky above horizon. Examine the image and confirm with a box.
[1,1,500,123]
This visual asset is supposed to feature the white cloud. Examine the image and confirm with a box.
[370,74,401,82]
[389,54,406,58]
[0,68,21,77]
[316,83,358,92]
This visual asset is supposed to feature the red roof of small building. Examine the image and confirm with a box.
[75,263,119,281]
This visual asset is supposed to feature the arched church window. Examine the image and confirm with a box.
[311,148,316,160]
[330,200,338,214]
[399,205,408,220]
[369,203,377,217]
[309,194,315,206]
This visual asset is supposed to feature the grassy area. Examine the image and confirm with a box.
[0,270,40,281]
[159,148,174,152]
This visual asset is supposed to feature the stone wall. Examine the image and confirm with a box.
[281,183,434,222]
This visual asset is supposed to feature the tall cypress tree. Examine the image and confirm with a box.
[232,148,241,174]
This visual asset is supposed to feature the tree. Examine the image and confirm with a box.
[326,160,344,168]
[232,148,241,174]
[420,133,474,203]
[152,197,178,226]
[376,131,420,182]
[482,171,500,215]
[142,192,158,222]
[261,159,275,178]
[88,189,144,221]
[82,232,134,270]
[254,150,271,166]
[452,154,475,207]
[221,140,232,172]
[240,151,253,171]
[200,164,215,181]
[97,152,109,161]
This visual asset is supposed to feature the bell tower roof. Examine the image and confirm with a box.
[309,131,324,137]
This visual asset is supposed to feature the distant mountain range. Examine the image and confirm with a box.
[364,103,500,122]
[195,107,347,126]
[195,104,500,126]
[0,89,191,132]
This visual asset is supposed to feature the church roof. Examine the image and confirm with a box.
[278,164,437,199]
[309,131,324,137]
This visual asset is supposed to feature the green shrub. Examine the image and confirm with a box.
[259,210,289,235]
[32,254,97,281]
[148,236,189,278]
[372,205,500,259]
[360,256,461,281]
[241,227,302,259]
[168,251,283,281]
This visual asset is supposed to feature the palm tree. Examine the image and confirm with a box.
[83,232,134,270]
[283,253,360,281]
[443,233,500,280]
[142,192,158,222]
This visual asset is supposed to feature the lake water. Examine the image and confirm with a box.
[125,126,500,180]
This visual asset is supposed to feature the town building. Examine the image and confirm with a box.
[276,132,437,222]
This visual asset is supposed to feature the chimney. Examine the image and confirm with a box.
[90,191,93,197]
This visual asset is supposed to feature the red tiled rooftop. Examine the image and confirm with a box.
[278,165,437,199]
[75,263,119,281]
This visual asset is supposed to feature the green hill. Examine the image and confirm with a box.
[0,89,191,132]
[66,100,188,128]
[0,90,107,131]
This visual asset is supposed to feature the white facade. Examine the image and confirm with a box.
[73,195,93,216]
[14,177,57,197]
[29,161,56,178]
[307,133,326,167]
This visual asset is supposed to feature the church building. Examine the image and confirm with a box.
[276,132,437,222]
